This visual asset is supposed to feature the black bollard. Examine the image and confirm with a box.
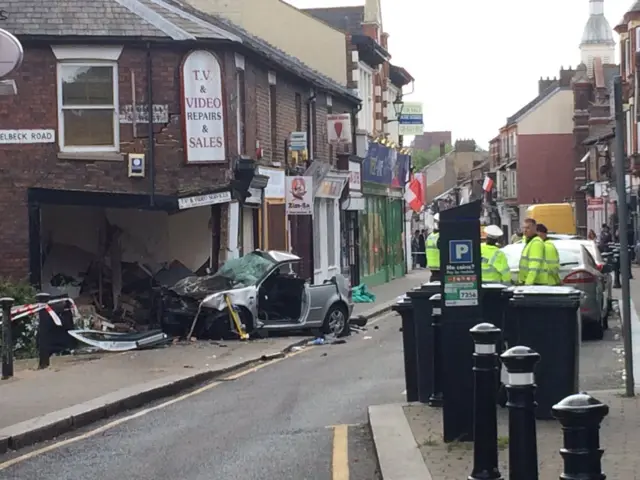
[469,323,503,480]
[36,292,52,369]
[1,297,15,379]
[552,392,609,480]
[429,293,444,407]
[613,249,621,289]
[393,295,419,402]
[501,345,540,480]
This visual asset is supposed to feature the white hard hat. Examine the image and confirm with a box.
[484,225,504,239]
[433,213,440,222]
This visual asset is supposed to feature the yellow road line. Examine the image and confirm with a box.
[332,424,349,480]
[0,348,309,471]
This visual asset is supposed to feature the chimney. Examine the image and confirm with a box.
[538,76,555,94]
[439,141,445,157]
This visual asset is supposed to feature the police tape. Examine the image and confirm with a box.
[0,297,80,327]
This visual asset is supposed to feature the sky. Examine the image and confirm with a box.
[287,0,632,148]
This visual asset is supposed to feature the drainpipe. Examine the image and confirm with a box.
[146,42,156,207]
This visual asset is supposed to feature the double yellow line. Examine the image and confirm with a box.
[331,424,350,480]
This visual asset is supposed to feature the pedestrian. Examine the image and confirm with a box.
[588,229,597,241]
[481,225,511,284]
[426,213,441,281]
[411,230,421,268]
[598,224,612,253]
[518,218,547,285]
[536,223,561,285]
[418,229,427,268]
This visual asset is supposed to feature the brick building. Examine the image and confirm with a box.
[412,131,452,152]
[0,0,358,295]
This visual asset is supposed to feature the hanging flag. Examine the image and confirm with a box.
[482,175,494,192]
[404,175,424,212]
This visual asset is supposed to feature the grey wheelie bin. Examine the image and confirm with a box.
[507,286,582,419]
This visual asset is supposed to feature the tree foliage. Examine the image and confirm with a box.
[412,144,453,170]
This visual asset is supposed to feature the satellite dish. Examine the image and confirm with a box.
[0,28,23,78]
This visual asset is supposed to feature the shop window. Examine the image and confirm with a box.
[57,63,119,152]
[313,200,321,267]
[327,199,336,268]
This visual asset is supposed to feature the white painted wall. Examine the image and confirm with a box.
[41,205,213,273]
[517,89,574,135]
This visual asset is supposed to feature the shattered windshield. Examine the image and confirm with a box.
[170,252,277,299]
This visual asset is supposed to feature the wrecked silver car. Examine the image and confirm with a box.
[159,250,354,339]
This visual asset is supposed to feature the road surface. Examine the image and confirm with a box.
[0,307,622,480]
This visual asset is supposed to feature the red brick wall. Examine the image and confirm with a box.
[0,42,354,278]
[516,133,575,205]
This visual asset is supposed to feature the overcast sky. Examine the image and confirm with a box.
[288,0,631,147]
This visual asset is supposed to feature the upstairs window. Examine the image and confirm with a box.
[357,62,373,133]
[57,63,119,152]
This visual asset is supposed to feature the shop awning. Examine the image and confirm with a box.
[315,171,349,199]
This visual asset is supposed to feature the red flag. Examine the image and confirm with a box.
[404,176,423,213]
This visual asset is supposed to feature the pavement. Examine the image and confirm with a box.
[0,309,406,479]
[370,271,635,480]
[0,269,428,459]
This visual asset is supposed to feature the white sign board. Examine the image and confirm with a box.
[181,50,226,163]
[286,176,313,215]
[398,102,424,136]
[289,131,307,151]
[178,191,231,210]
[0,129,55,144]
[0,29,23,78]
[258,166,285,199]
[327,113,352,143]
[348,160,362,191]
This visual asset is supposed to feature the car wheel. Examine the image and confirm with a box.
[322,303,349,337]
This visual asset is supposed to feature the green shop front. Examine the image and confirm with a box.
[359,141,410,287]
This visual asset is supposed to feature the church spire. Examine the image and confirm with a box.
[580,0,615,74]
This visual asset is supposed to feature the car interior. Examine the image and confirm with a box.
[258,264,306,322]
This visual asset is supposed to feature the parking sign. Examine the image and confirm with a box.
[448,240,473,264]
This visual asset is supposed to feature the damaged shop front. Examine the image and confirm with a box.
[28,186,238,340]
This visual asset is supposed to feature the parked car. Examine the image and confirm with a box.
[500,239,612,339]
[159,250,354,339]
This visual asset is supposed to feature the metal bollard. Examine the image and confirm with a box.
[552,392,609,480]
[613,249,621,289]
[1,297,15,379]
[501,345,541,480]
[469,323,503,480]
[35,292,52,369]
[429,293,443,407]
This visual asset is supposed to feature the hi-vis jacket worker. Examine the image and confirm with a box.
[518,218,548,285]
[426,213,441,281]
[536,223,561,285]
[481,225,511,283]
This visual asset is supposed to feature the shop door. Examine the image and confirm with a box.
[265,202,287,251]
[385,198,405,280]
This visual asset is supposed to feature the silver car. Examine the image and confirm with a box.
[501,239,610,339]
[169,250,354,338]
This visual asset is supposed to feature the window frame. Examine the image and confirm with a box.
[56,60,120,153]
[357,62,374,133]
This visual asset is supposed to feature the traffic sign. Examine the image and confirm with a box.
[448,240,473,264]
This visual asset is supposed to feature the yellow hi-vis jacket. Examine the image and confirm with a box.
[481,243,511,283]
[426,232,440,270]
[544,239,561,285]
[518,236,547,285]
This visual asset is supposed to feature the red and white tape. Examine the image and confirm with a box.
[0,297,80,327]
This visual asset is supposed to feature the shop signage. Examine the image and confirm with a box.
[286,176,313,215]
[316,173,348,199]
[245,187,263,206]
[181,50,226,163]
[362,142,410,187]
[327,113,352,144]
[0,129,55,144]
[398,102,424,136]
[348,160,361,191]
[178,191,231,210]
[587,197,604,211]
[258,166,285,199]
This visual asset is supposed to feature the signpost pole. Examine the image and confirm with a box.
[613,75,635,397]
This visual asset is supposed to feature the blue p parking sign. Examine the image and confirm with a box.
[449,240,473,264]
